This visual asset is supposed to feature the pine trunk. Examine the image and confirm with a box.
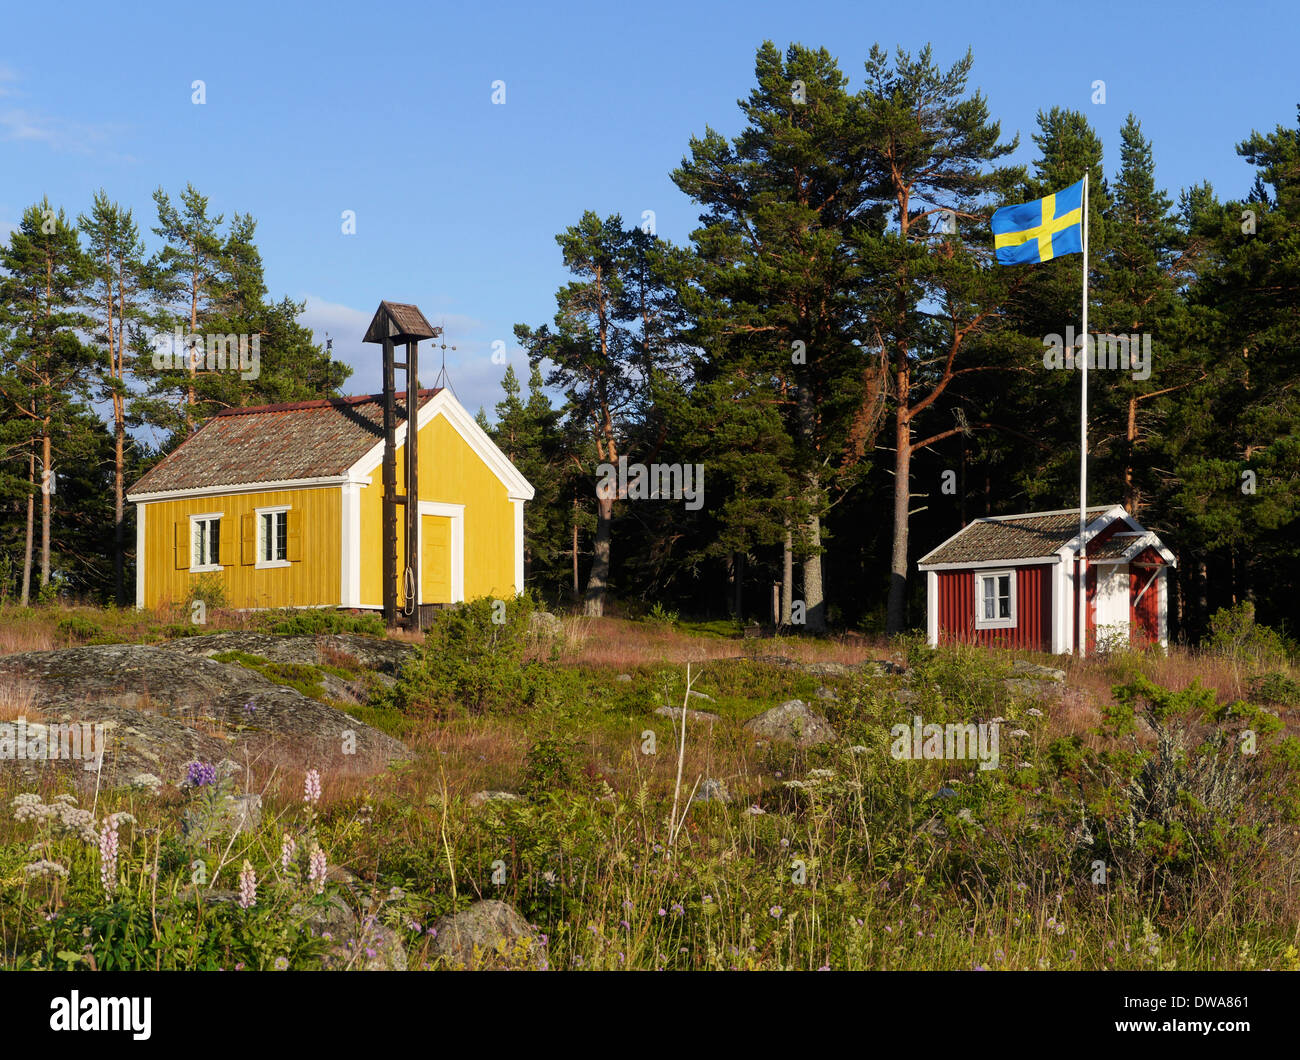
[781,526,793,625]
[886,369,912,634]
[584,493,613,617]
[40,428,52,587]
[793,372,826,631]
[21,444,34,606]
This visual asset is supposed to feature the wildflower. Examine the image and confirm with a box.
[769,905,782,918]
[130,773,162,794]
[658,908,666,917]
[281,833,297,871]
[308,845,327,894]
[818,964,830,971]
[303,769,322,805]
[185,761,217,788]
[702,894,712,903]
[619,920,630,930]
[274,956,289,971]
[994,948,1005,961]
[98,817,119,896]
[243,700,257,715]
[237,860,257,909]
[884,925,892,934]
[1027,707,1044,717]
[671,903,684,916]
[745,804,765,816]
[23,859,69,879]
[779,838,790,848]
[973,964,987,971]
[1009,729,1030,738]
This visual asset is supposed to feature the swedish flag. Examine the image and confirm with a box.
[991,179,1084,265]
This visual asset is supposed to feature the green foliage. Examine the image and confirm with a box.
[56,614,103,641]
[1208,603,1292,666]
[522,737,576,796]
[645,601,679,628]
[185,571,228,612]
[211,650,331,700]
[259,608,386,638]
[1249,671,1300,706]
[387,594,552,714]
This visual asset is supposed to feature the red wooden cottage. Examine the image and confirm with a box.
[917,505,1175,654]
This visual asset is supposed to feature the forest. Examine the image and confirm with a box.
[2,42,1297,645]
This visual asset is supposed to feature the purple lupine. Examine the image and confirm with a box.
[303,769,322,805]
[280,833,297,872]
[186,761,217,787]
[98,816,119,897]
[308,844,327,894]
[237,861,257,909]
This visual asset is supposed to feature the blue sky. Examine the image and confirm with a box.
[1,0,1295,433]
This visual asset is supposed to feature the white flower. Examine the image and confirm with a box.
[1009,729,1030,738]
[23,859,69,879]
[130,773,162,793]
[1027,708,1044,717]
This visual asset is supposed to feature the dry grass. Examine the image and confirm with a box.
[0,680,41,723]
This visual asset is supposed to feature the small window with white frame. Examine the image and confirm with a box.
[256,506,290,567]
[191,513,222,571]
[975,569,1016,628]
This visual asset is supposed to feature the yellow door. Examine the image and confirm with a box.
[422,515,452,603]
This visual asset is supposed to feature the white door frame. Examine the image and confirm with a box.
[417,501,465,603]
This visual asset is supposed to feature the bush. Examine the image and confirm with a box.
[388,593,551,714]
[1208,602,1292,666]
[522,736,575,796]
[1249,671,1300,707]
[56,614,103,642]
[261,609,385,638]
[185,572,228,612]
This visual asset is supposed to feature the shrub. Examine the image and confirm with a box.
[388,593,551,714]
[185,572,228,612]
[522,736,575,796]
[56,614,103,642]
[260,609,386,638]
[1249,671,1300,707]
[1208,602,1292,666]
[645,602,679,628]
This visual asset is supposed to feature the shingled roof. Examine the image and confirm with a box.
[128,389,441,497]
[918,507,1118,567]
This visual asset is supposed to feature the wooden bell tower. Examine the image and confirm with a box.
[362,301,441,627]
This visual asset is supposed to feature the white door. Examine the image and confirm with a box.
[1093,563,1130,648]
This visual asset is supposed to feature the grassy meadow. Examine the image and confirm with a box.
[2,599,1299,971]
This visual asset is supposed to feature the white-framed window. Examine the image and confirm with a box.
[256,506,290,568]
[190,513,223,571]
[975,569,1016,629]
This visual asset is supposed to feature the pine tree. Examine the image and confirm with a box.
[79,192,153,605]
[853,45,1023,633]
[0,200,97,601]
[673,42,885,630]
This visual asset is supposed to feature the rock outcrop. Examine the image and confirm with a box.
[0,643,410,788]
[742,699,837,747]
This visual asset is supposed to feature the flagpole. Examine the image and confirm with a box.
[1077,172,1090,658]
